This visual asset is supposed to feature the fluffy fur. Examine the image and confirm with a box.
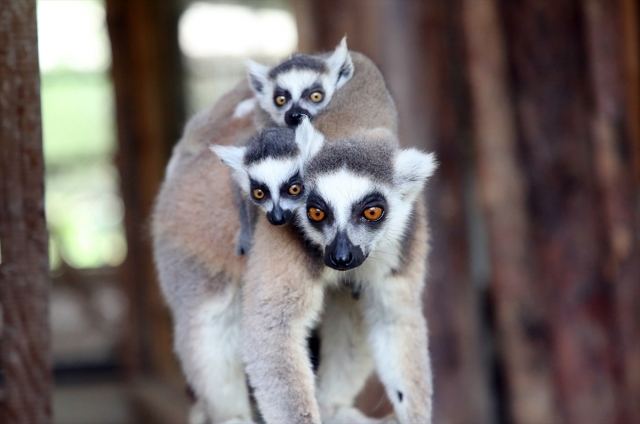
[211,119,324,253]
[152,44,434,424]
[247,37,354,128]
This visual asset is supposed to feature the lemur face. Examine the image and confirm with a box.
[211,118,324,226]
[245,157,304,225]
[298,141,437,271]
[247,37,354,128]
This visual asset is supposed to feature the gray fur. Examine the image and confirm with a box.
[268,53,327,78]
[243,127,299,166]
[232,179,258,255]
[305,139,396,185]
[391,204,418,276]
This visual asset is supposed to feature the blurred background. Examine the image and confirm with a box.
[1,0,639,423]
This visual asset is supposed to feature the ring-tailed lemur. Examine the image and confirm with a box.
[246,37,354,128]
[210,118,323,253]
[242,128,437,424]
[218,38,356,255]
[152,42,433,424]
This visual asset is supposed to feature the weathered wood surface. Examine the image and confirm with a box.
[462,0,562,422]
[582,0,640,422]
[499,1,634,422]
[105,0,186,384]
[0,0,52,423]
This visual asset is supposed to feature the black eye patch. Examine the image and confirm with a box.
[301,82,324,99]
[273,86,291,104]
[306,189,334,228]
[249,178,270,202]
[280,171,304,197]
[351,191,388,227]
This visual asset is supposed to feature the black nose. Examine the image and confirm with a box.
[285,106,311,127]
[266,206,292,226]
[330,250,353,268]
[324,231,365,271]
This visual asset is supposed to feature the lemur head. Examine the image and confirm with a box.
[246,37,354,127]
[297,139,437,271]
[211,118,324,226]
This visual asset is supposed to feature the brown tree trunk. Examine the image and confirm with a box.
[105,0,186,383]
[462,0,563,423]
[582,0,640,421]
[499,1,625,422]
[0,0,52,422]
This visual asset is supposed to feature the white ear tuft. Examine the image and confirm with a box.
[245,59,269,94]
[210,144,249,189]
[295,117,325,162]
[394,149,438,199]
[326,36,354,89]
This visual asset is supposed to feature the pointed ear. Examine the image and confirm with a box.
[245,59,269,94]
[393,149,437,199]
[295,117,325,162]
[326,36,354,89]
[210,144,249,189]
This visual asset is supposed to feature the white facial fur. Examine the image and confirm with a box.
[245,157,302,213]
[210,118,325,217]
[298,149,437,274]
[247,37,354,127]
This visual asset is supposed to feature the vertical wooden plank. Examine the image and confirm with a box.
[500,1,623,422]
[620,0,640,184]
[582,0,640,421]
[408,1,496,422]
[462,1,562,423]
[105,0,186,384]
[0,0,53,423]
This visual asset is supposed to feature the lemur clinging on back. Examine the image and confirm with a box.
[210,118,324,251]
[152,39,434,424]
[215,38,359,256]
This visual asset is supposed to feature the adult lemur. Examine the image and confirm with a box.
[152,39,434,424]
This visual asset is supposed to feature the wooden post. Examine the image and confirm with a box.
[0,0,53,423]
[499,1,625,422]
[462,0,562,423]
[582,0,640,421]
[105,0,186,384]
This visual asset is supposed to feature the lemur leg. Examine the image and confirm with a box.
[241,220,325,424]
[317,288,396,424]
[155,239,254,424]
[174,287,255,424]
[362,273,433,424]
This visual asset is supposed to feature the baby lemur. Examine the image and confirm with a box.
[210,118,324,254]
[152,39,434,424]
[209,38,356,255]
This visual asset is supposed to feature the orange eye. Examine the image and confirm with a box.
[289,183,302,195]
[308,207,325,222]
[309,91,324,102]
[253,188,265,199]
[274,95,287,106]
[363,206,383,221]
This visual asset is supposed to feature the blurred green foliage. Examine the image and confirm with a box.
[42,71,126,270]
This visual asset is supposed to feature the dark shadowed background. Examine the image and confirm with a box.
[1,0,639,423]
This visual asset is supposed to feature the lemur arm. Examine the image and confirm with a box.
[231,179,258,255]
[362,205,433,424]
[241,217,325,424]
